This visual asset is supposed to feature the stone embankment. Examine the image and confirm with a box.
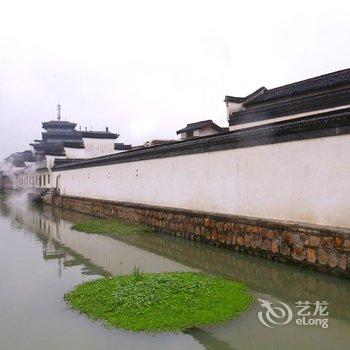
[45,194,350,278]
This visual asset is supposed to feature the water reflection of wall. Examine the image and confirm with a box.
[2,201,110,277]
[51,205,350,321]
[6,201,192,277]
[4,200,350,322]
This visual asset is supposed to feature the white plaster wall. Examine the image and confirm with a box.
[226,101,243,118]
[83,138,115,158]
[195,126,220,137]
[17,169,52,188]
[64,147,87,159]
[55,134,350,228]
[45,155,65,188]
[181,126,220,139]
[36,170,51,188]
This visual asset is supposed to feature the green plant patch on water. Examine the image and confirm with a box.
[72,219,155,235]
[65,271,254,332]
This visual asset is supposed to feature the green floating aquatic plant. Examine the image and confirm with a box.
[72,219,155,235]
[65,271,254,332]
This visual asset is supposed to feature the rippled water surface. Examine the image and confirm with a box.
[0,196,350,350]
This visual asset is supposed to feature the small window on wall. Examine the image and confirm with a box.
[43,175,46,187]
[47,174,50,184]
[186,131,194,138]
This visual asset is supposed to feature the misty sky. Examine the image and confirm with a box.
[1,0,350,159]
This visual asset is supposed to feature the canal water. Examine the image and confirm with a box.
[1,195,350,350]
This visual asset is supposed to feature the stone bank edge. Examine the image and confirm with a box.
[45,194,350,278]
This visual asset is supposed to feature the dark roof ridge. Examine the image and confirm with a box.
[176,119,223,134]
[225,87,267,104]
[244,67,350,106]
[42,120,77,128]
[186,119,213,126]
[268,67,350,92]
[81,131,119,139]
[62,141,85,149]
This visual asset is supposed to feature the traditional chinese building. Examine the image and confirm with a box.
[8,105,127,190]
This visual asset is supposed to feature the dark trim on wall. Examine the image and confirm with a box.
[229,88,350,126]
[63,142,85,149]
[53,107,350,172]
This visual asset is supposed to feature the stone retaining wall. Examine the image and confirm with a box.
[46,194,350,278]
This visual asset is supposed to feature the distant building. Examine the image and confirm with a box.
[6,105,125,190]
[176,120,227,140]
[31,106,119,159]
[5,150,34,168]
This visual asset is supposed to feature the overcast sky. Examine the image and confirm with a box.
[1,0,350,158]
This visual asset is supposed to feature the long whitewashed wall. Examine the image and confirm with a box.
[55,133,350,229]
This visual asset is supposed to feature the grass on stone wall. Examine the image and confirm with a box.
[72,219,155,235]
[65,271,254,332]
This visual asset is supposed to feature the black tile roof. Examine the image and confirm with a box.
[244,68,350,106]
[12,159,26,167]
[82,131,119,139]
[176,120,224,134]
[5,150,35,167]
[43,150,66,156]
[13,150,34,162]
[224,87,267,104]
[32,142,65,156]
[42,120,77,129]
[42,131,83,142]
[62,141,85,149]
[224,96,246,103]
[54,158,86,165]
[114,143,132,151]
